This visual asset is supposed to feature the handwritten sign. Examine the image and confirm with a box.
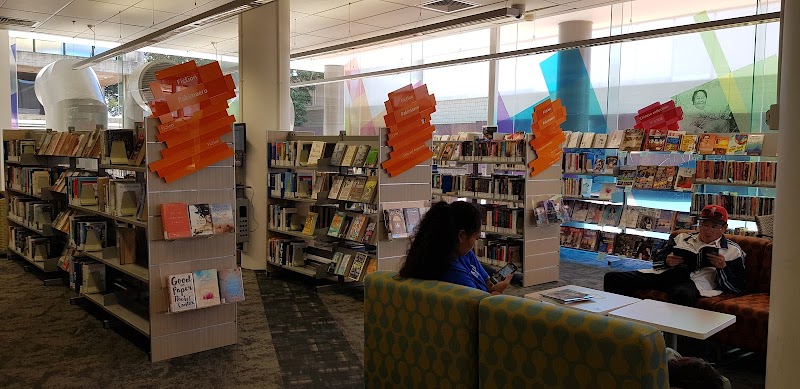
[168,273,197,312]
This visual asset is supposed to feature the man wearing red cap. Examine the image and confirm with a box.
[604,204,746,306]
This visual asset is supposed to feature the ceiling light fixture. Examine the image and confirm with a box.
[290,6,522,59]
[72,0,270,70]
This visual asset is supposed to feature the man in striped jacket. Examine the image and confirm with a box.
[604,205,746,306]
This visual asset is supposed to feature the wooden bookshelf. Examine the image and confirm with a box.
[8,246,60,272]
[78,249,149,283]
[68,203,148,228]
[7,188,45,200]
[267,227,317,240]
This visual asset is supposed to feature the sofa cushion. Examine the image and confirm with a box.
[478,295,669,389]
[726,234,773,294]
[364,271,489,389]
[708,293,770,354]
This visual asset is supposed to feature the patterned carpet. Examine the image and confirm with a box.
[0,256,765,388]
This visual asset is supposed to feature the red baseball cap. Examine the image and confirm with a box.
[699,205,728,224]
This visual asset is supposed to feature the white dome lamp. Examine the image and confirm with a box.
[35,58,107,132]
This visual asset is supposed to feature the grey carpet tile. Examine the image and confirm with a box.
[256,272,362,389]
[0,257,282,389]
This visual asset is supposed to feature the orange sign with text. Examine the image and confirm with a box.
[528,98,567,177]
[146,61,235,183]
[381,84,436,177]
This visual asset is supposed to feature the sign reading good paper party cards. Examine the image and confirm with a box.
[147,61,235,183]
[528,98,567,177]
[381,84,436,177]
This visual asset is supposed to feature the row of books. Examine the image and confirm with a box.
[160,203,235,240]
[328,174,378,204]
[561,227,666,261]
[269,140,379,168]
[167,268,245,313]
[562,178,594,198]
[9,226,52,260]
[616,166,695,191]
[691,193,775,220]
[567,129,766,156]
[384,207,426,239]
[483,204,524,236]
[52,171,94,194]
[6,166,52,197]
[268,237,307,267]
[566,200,696,233]
[328,211,378,245]
[66,177,143,218]
[327,251,376,281]
[5,139,37,161]
[67,216,107,252]
[35,129,145,163]
[563,153,618,174]
[8,196,53,230]
[533,198,568,227]
[68,258,105,294]
[695,161,777,186]
[474,238,522,268]
[26,130,103,159]
[432,174,525,201]
[433,134,527,163]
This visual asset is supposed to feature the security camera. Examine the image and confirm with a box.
[510,3,525,19]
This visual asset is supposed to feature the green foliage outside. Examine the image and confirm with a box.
[291,69,323,126]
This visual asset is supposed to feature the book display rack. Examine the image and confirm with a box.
[558,130,778,258]
[431,132,561,287]
[4,120,239,362]
[266,131,379,283]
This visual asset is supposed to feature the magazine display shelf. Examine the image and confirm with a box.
[559,132,779,257]
[266,131,381,284]
[431,133,560,287]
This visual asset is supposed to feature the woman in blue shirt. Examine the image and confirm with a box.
[398,201,512,295]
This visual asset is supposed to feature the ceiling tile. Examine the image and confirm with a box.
[0,8,52,23]
[316,0,407,22]
[91,20,148,38]
[357,6,440,28]
[144,0,216,15]
[92,0,146,6]
[306,22,383,41]
[293,15,348,34]
[160,33,221,48]
[192,21,238,39]
[58,0,129,22]
[1,0,72,15]
[291,0,360,15]
[291,34,334,50]
[120,7,179,27]
[535,4,577,17]
[38,16,100,35]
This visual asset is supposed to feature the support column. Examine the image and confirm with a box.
[487,26,499,126]
[557,20,592,132]
[323,65,344,135]
[0,31,12,192]
[239,0,290,270]
[767,2,800,386]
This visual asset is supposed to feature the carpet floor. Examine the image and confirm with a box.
[0,256,765,388]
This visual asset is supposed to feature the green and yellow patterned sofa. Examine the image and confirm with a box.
[364,271,670,389]
[479,295,669,389]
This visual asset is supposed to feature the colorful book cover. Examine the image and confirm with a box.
[673,212,696,231]
[347,253,369,280]
[571,201,589,222]
[745,134,764,156]
[592,158,605,173]
[598,232,617,254]
[335,254,353,276]
[361,221,377,245]
[346,215,368,242]
[586,203,603,224]
[330,143,347,165]
[327,175,344,199]
[363,148,379,168]
[579,230,598,251]
[636,212,656,230]
[218,267,246,304]
[302,212,318,235]
[327,211,347,237]
[727,134,748,155]
[600,205,622,226]
[188,204,213,236]
[646,130,667,151]
[697,134,716,154]
[210,203,235,234]
[712,136,729,155]
[664,131,684,152]
[673,167,695,191]
[633,166,657,189]
[352,145,371,167]
[616,167,637,187]
[169,273,197,312]
[340,145,358,166]
[193,269,221,309]
[679,134,699,153]
[161,203,191,239]
[620,129,645,151]
[359,176,378,203]
[652,166,677,189]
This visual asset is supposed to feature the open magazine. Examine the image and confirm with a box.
[541,289,594,304]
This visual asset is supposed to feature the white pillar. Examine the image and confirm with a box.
[323,64,344,135]
[0,31,11,192]
[767,2,800,386]
[487,26,499,126]
[558,20,593,133]
[239,0,290,270]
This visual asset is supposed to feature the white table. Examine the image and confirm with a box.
[608,299,736,349]
[524,285,641,315]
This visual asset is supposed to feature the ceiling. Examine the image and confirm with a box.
[0,0,628,59]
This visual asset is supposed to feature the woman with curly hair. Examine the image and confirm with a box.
[398,201,512,295]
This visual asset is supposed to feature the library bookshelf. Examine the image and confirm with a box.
[431,133,561,287]
[3,121,239,362]
[266,131,380,284]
